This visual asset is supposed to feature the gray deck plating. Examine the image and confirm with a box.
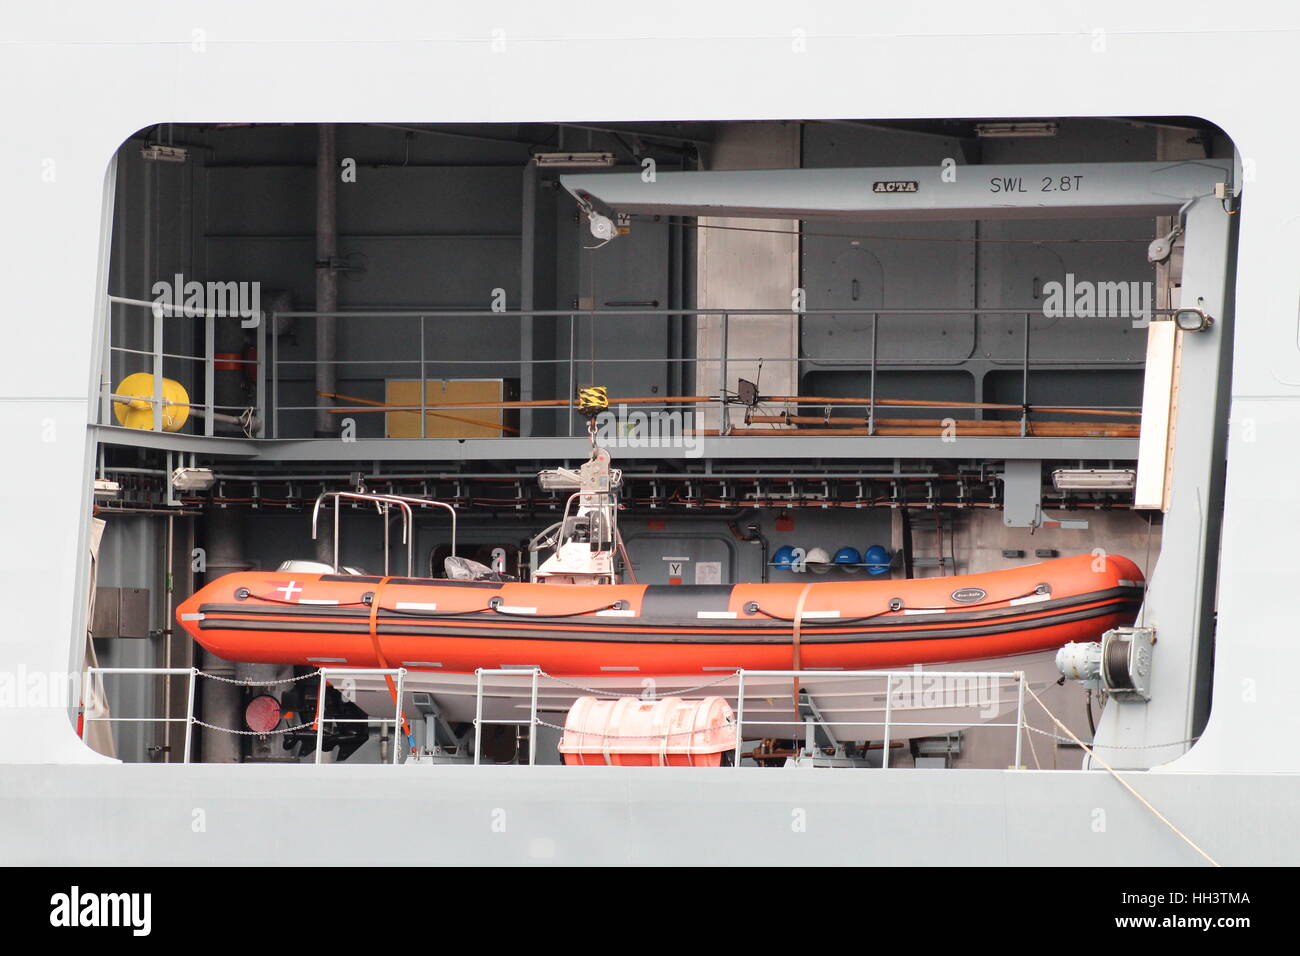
[1,765,1290,866]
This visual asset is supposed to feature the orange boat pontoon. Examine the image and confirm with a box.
[176,553,1144,676]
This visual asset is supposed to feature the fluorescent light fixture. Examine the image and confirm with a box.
[1051,468,1137,491]
[171,466,216,491]
[140,143,189,163]
[533,151,616,167]
[974,121,1059,138]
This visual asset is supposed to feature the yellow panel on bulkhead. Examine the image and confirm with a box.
[385,379,507,439]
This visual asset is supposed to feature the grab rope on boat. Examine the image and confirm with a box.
[239,591,371,607]
[748,584,1051,624]
[241,593,627,619]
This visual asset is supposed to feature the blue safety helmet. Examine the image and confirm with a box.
[864,544,892,575]
[833,546,863,566]
[772,545,798,570]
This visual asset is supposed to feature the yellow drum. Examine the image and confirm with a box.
[112,373,191,432]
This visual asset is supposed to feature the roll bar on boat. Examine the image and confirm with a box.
[311,491,457,576]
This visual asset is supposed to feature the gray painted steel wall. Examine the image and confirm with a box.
[0,764,1277,866]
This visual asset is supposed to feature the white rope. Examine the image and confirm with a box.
[1021,683,1220,867]
[1021,710,1042,770]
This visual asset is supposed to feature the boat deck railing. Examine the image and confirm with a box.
[84,664,1035,769]
[84,666,198,762]
[83,665,407,765]
[97,295,1144,445]
[470,666,1030,769]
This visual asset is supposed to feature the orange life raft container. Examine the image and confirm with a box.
[175,553,1143,676]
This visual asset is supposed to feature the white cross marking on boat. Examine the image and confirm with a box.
[276,580,302,601]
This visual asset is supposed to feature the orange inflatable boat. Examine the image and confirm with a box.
[176,553,1144,676]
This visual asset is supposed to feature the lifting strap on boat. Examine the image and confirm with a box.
[791,583,815,724]
[368,577,412,744]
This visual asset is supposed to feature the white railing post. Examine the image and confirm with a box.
[528,668,539,766]
[393,667,406,765]
[204,311,215,436]
[1014,671,1026,769]
[314,670,327,765]
[881,673,894,769]
[718,312,729,434]
[255,311,267,437]
[271,313,279,438]
[101,296,113,425]
[152,301,164,432]
[183,667,197,764]
[734,669,744,769]
[473,668,484,766]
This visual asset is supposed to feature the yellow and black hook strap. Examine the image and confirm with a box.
[576,385,609,417]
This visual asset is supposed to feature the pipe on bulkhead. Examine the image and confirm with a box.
[313,124,339,564]
[314,123,338,439]
[198,510,245,762]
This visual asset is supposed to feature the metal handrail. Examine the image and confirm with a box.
[473,667,541,766]
[83,664,1027,769]
[84,666,198,764]
[313,667,407,765]
[102,294,266,438]
[311,491,457,575]
[732,668,1026,769]
[461,667,1028,769]
[103,295,1143,441]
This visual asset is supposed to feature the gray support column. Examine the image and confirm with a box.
[1093,196,1234,769]
[199,510,246,763]
[314,123,338,439]
[520,159,537,436]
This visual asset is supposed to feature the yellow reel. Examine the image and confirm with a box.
[112,372,191,432]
